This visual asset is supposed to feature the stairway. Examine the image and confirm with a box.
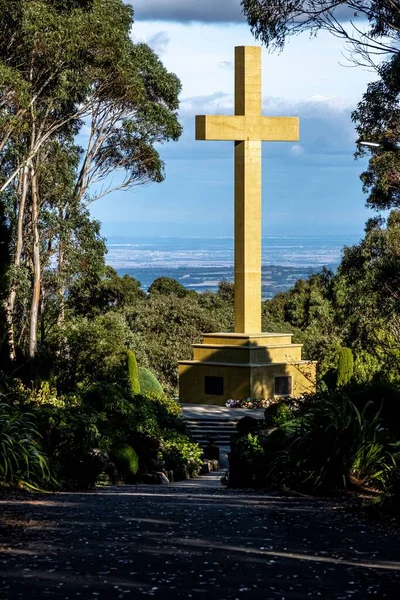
[184,416,237,448]
[181,404,265,470]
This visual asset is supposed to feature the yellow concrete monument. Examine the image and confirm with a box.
[179,47,316,405]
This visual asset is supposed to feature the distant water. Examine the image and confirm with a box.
[107,235,359,299]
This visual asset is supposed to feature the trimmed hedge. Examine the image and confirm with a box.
[110,444,139,481]
[127,351,140,395]
[138,367,163,397]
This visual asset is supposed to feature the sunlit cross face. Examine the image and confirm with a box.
[195,46,299,333]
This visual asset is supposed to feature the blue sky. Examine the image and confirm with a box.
[90,0,380,239]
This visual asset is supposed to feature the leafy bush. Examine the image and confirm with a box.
[228,434,266,488]
[264,401,293,427]
[162,435,204,478]
[34,401,107,489]
[266,392,398,493]
[55,313,134,389]
[229,387,400,495]
[374,464,400,514]
[0,403,51,489]
[110,444,139,481]
[127,350,140,394]
[348,383,400,440]
[138,367,163,397]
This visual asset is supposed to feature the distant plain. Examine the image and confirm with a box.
[109,235,359,299]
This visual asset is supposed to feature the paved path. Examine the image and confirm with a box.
[1,480,399,599]
[181,404,265,420]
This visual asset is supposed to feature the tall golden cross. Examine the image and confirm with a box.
[196,46,299,333]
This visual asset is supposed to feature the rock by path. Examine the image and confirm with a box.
[0,479,399,599]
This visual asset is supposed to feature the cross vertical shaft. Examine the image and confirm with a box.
[234,46,262,333]
[195,46,299,335]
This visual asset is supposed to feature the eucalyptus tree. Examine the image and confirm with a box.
[241,1,400,211]
[241,1,400,68]
[353,54,400,210]
[0,0,182,360]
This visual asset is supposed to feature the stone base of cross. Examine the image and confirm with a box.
[196,46,299,333]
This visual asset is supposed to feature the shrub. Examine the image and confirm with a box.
[349,382,400,440]
[229,387,400,495]
[138,367,163,397]
[35,402,107,489]
[228,434,266,488]
[264,401,293,427]
[55,313,134,390]
[127,350,140,395]
[266,392,396,493]
[374,464,400,514]
[162,435,204,478]
[337,347,354,387]
[110,444,139,482]
[0,403,51,489]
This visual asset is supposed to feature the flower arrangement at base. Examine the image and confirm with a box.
[225,398,275,409]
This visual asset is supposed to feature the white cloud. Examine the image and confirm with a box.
[130,21,377,106]
[219,60,234,69]
[146,31,170,54]
[291,144,305,157]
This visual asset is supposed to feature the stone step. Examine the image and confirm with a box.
[185,421,237,428]
[186,418,238,448]
[185,418,238,423]
[187,423,236,431]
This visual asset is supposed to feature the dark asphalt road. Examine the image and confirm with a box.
[0,477,399,599]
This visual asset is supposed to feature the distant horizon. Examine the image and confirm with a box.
[101,224,366,241]
[105,233,362,240]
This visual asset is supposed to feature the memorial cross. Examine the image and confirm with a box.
[196,46,299,333]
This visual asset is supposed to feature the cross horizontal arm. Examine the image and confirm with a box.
[196,115,299,142]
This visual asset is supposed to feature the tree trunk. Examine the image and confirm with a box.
[29,163,41,358]
[57,208,65,327]
[4,165,29,361]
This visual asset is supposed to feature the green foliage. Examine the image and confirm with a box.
[337,347,354,387]
[264,401,293,427]
[110,444,139,481]
[125,292,231,396]
[127,350,140,395]
[162,435,204,478]
[374,465,400,514]
[0,403,51,489]
[217,280,234,303]
[230,387,400,494]
[353,54,400,211]
[56,313,135,389]
[145,394,185,434]
[267,393,389,492]
[149,277,188,298]
[263,269,341,380]
[0,0,182,361]
[25,381,186,488]
[241,1,398,68]
[228,434,265,488]
[138,367,163,397]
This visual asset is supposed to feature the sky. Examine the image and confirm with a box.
[90,0,380,239]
